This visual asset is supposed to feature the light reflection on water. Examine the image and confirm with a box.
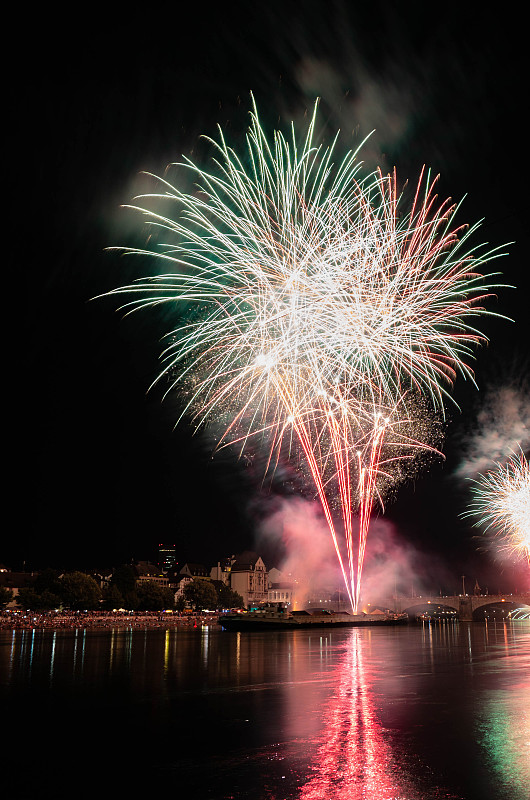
[296,630,437,800]
[1,621,529,800]
[476,687,530,797]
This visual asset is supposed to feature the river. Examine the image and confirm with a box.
[1,621,529,799]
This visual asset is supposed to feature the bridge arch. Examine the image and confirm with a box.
[381,593,530,621]
[400,602,459,619]
[472,600,530,621]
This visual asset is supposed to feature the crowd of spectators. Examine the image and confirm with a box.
[0,610,221,630]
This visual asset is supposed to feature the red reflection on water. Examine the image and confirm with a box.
[299,631,415,800]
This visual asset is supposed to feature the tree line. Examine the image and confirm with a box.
[0,567,244,612]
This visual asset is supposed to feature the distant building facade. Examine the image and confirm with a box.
[0,569,38,607]
[179,563,210,578]
[171,573,193,598]
[267,567,295,607]
[268,582,294,606]
[158,544,177,571]
[229,552,268,608]
[134,561,169,587]
[210,558,233,585]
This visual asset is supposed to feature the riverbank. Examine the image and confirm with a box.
[0,611,221,630]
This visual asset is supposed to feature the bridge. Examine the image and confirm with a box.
[380,593,530,622]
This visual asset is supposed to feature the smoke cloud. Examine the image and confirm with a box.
[256,496,342,608]
[454,383,530,479]
[257,496,456,608]
[293,55,418,169]
[361,519,456,603]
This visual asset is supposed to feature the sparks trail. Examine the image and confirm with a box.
[465,450,530,564]
[103,96,509,611]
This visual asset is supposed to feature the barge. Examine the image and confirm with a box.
[219,606,408,631]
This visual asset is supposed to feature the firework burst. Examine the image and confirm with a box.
[465,451,530,564]
[104,97,508,609]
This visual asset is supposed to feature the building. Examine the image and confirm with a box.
[158,544,177,571]
[268,582,294,606]
[179,563,210,579]
[210,558,233,585]
[135,561,169,588]
[0,568,38,607]
[229,552,268,608]
[267,567,283,584]
[267,567,296,607]
[171,573,193,599]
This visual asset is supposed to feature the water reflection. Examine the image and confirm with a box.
[49,630,56,683]
[1,623,529,800]
[296,630,441,800]
[476,684,530,800]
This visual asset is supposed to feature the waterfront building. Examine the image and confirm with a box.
[268,582,294,606]
[229,552,268,608]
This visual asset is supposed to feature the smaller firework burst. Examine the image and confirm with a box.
[465,451,530,564]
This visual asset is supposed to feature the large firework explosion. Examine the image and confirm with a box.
[465,451,530,564]
[105,98,507,610]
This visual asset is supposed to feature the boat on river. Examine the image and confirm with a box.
[219,606,408,631]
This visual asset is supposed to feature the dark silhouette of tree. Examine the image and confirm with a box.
[17,588,61,610]
[60,572,102,610]
[0,586,13,608]
[136,580,174,611]
[217,582,244,609]
[183,578,218,611]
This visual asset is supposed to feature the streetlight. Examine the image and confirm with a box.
[461,575,466,595]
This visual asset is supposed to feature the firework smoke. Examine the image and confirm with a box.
[455,382,530,479]
[256,496,341,609]
[259,503,455,609]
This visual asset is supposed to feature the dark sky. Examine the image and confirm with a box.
[13,3,528,589]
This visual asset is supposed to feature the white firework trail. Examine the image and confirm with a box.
[103,96,510,608]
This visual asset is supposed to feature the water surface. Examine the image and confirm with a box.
[1,622,529,799]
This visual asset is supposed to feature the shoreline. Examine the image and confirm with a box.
[0,612,221,630]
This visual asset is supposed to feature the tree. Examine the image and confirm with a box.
[13,569,62,610]
[175,594,187,612]
[111,565,138,609]
[16,588,61,610]
[16,588,39,609]
[111,565,137,595]
[136,580,174,611]
[33,568,61,596]
[161,587,176,609]
[183,578,218,611]
[59,572,102,610]
[36,589,61,610]
[217,582,244,610]
[101,584,124,610]
[0,586,13,608]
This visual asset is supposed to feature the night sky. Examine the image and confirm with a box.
[14,4,527,590]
